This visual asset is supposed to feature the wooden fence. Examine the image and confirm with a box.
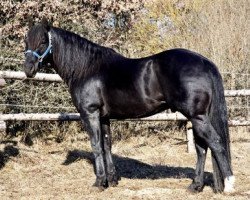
[1,70,250,153]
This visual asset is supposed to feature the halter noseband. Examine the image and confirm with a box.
[25,32,52,63]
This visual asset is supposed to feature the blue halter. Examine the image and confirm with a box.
[25,32,52,63]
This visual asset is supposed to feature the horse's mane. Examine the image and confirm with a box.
[50,26,124,84]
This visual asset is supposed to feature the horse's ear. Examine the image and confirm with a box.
[41,17,50,31]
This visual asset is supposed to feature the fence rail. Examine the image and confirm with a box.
[0,112,186,121]
[0,112,249,126]
[0,70,62,82]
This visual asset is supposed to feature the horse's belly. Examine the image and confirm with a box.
[107,97,167,119]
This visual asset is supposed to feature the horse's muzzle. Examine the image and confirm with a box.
[24,61,38,78]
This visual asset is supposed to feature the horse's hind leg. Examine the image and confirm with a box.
[101,118,120,187]
[191,115,233,191]
[188,132,208,193]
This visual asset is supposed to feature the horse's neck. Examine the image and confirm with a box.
[50,29,95,86]
[50,28,123,88]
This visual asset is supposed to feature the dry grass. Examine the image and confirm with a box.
[0,127,249,200]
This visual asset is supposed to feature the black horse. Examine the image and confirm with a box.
[24,19,235,193]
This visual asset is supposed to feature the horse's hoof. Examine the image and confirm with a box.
[92,177,108,189]
[90,185,106,192]
[213,188,223,193]
[107,173,120,187]
[187,182,204,193]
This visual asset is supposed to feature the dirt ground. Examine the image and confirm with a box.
[0,127,249,200]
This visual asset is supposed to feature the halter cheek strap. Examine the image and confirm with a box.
[25,32,53,63]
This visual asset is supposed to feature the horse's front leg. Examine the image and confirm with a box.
[101,118,120,187]
[188,132,208,193]
[81,110,107,189]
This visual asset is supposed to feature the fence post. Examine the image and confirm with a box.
[0,121,6,133]
[0,78,6,134]
[186,121,195,153]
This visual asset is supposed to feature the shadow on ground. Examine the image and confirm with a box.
[0,140,19,169]
[63,149,213,186]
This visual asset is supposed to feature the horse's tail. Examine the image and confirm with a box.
[208,62,231,192]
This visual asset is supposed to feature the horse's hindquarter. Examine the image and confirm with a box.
[156,49,215,116]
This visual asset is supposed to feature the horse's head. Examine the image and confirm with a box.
[24,19,52,78]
